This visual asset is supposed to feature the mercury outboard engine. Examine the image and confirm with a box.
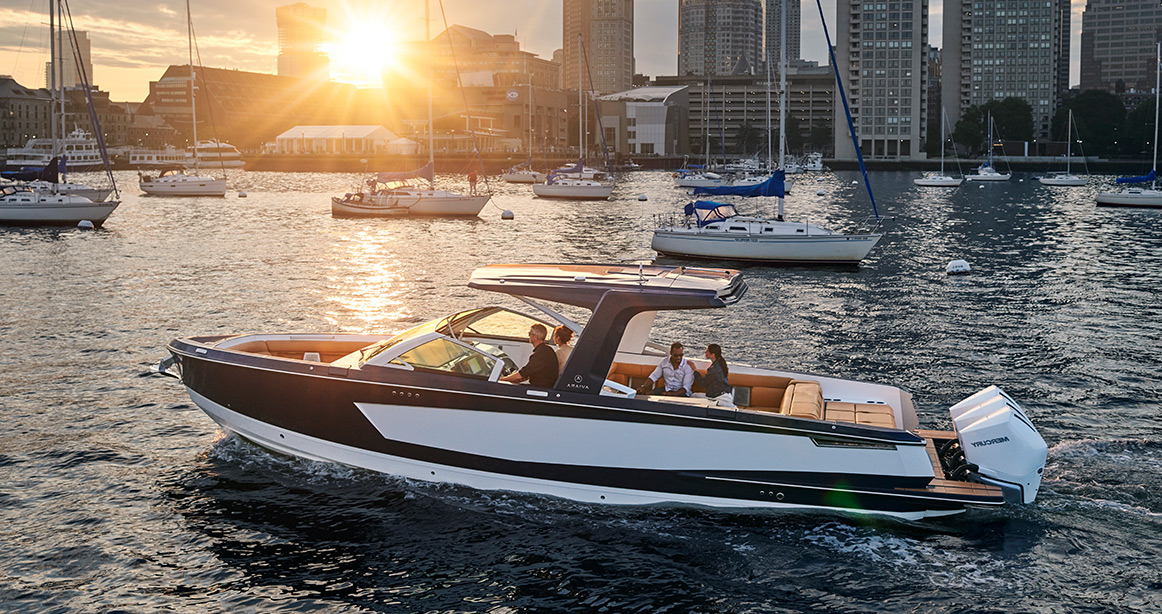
[946,386,1047,504]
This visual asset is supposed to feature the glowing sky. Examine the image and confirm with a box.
[0,1,1086,102]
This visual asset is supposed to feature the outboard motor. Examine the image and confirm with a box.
[947,386,1047,504]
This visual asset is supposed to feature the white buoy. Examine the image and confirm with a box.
[946,259,971,275]
[500,210,515,220]
[979,184,985,189]
[816,190,825,196]
[851,180,858,185]
[638,194,648,201]
[238,191,247,198]
[77,220,94,229]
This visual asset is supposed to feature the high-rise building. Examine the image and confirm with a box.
[764,0,801,69]
[563,0,635,95]
[1054,0,1071,100]
[678,0,764,77]
[1080,1,1162,96]
[276,3,329,80]
[834,0,928,160]
[44,30,93,89]
[942,0,1064,139]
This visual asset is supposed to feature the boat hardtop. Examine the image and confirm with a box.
[162,263,1047,519]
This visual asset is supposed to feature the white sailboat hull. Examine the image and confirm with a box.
[652,229,881,264]
[965,173,1011,181]
[140,175,227,197]
[1095,188,1162,207]
[502,171,545,184]
[0,196,119,226]
[914,176,963,187]
[532,182,613,200]
[332,191,489,217]
[1038,176,1087,186]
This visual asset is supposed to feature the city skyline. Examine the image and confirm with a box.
[0,1,1088,102]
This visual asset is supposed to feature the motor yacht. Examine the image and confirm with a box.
[185,140,245,168]
[160,264,1048,520]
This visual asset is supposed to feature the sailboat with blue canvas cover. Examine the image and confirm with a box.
[651,0,881,265]
[1097,43,1162,208]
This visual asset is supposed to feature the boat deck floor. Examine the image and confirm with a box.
[907,429,1004,500]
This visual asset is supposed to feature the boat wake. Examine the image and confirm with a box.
[799,521,1024,590]
[1040,438,1162,518]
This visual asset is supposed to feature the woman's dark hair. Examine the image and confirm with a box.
[554,325,574,345]
[707,343,728,377]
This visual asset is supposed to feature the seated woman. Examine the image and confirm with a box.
[553,326,574,375]
[701,344,732,401]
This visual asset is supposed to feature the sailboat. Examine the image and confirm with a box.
[1097,44,1162,208]
[650,0,881,265]
[1,0,119,227]
[1039,109,1088,186]
[915,108,963,187]
[331,2,490,217]
[533,35,614,200]
[139,0,226,197]
[502,66,546,184]
[965,112,1012,181]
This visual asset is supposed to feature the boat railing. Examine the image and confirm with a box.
[652,212,693,230]
[860,214,891,235]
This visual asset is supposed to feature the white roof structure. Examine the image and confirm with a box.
[274,125,397,140]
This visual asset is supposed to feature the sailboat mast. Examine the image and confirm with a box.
[1153,42,1160,183]
[426,0,435,188]
[940,107,946,176]
[1066,109,1072,174]
[777,0,787,220]
[577,34,583,163]
[49,0,57,151]
[186,0,199,174]
[766,61,771,170]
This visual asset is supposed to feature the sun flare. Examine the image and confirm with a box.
[325,21,403,88]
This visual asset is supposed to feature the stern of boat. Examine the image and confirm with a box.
[938,386,1047,504]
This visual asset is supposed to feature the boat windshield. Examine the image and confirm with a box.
[350,307,555,367]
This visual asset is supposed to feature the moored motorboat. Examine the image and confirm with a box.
[161,263,1048,520]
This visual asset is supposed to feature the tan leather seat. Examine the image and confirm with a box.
[780,380,824,420]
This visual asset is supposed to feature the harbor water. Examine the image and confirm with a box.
[1,170,1160,612]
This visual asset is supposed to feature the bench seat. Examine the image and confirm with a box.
[607,361,897,428]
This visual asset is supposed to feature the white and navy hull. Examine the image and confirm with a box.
[168,338,1003,519]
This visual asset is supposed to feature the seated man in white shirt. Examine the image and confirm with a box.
[637,342,695,397]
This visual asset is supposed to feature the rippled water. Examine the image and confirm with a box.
[2,170,1160,612]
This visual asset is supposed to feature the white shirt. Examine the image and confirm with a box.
[649,357,695,395]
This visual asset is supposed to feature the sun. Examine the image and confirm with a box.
[325,22,403,88]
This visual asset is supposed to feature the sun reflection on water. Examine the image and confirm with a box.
[322,230,414,332]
